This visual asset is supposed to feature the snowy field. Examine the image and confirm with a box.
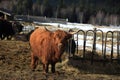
[24,22,120,54]
[37,22,120,32]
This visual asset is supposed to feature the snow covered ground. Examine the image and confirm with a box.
[37,22,120,32]
[27,22,120,54]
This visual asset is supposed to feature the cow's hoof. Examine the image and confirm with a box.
[53,71,60,75]
[42,71,48,75]
[36,69,41,72]
[31,69,35,72]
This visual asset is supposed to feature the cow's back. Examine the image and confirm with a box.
[30,27,54,62]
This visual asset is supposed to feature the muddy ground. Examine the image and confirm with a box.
[0,40,120,80]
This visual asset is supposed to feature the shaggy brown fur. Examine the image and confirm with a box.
[30,27,72,73]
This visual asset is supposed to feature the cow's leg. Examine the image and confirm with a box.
[51,63,56,73]
[31,53,38,71]
[7,35,12,40]
[1,34,5,40]
[0,34,2,40]
[43,63,49,73]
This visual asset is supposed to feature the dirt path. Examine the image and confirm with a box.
[0,40,120,80]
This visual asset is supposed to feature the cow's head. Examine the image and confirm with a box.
[53,30,77,54]
[12,21,23,34]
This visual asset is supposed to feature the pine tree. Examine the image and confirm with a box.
[23,0,33,14]
[42,0,53,17]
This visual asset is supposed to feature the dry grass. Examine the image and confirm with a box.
[0,40,120,80]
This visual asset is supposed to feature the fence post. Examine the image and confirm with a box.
[75,30,86,57]
[91,28,97,64]
[103,31,114,65]
[96,29,104,55]
[83,31,86,60]
[117,31,120,63]
[103,32,108,65]
[111,32,114,63]
[76,33,79,54]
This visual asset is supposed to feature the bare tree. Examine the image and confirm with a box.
[96,11,104,25]
[110,14,119,26]
[89,15,96,25]
[103,14,110,26]
[78,12,84,23]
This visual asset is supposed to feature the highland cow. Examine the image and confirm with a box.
[30,27,76,73]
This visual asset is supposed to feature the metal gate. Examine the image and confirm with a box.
[70,28,120,64]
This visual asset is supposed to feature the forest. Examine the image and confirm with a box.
[0,0,120,26]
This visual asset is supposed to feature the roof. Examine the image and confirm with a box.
[0,8,12,16]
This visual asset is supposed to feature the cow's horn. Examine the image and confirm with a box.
[69,30,79,34]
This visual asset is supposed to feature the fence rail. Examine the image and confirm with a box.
[14,15,67,24]
[70,28,120,64]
